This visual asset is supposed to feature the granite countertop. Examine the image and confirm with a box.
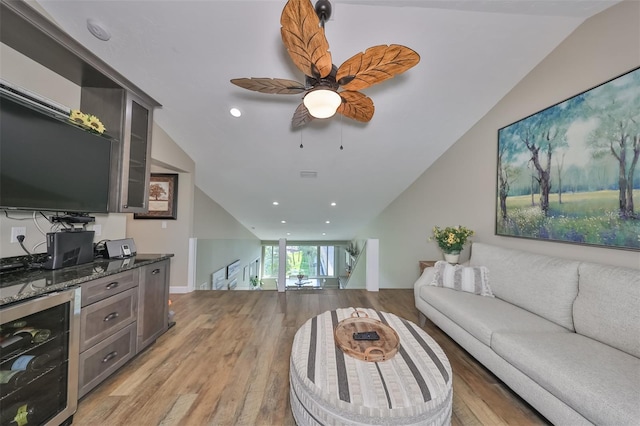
[0,254,173,307]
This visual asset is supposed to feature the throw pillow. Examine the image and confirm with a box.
[431,260,494,297]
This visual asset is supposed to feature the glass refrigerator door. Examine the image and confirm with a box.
[0,289,79,426]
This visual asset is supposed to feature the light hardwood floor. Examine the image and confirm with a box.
[73,290,550,425]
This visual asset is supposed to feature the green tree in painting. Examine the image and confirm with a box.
[149,183,167,201]
[502,101,577,216]
[497,131,522,220]
[586,72,640,219]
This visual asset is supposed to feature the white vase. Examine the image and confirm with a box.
[443,252,460,264]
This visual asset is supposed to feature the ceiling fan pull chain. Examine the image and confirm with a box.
[300,127,304,148]
[339,115,344,150]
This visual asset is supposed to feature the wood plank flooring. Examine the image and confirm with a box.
[73,290,550,425]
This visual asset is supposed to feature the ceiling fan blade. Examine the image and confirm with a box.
[292,103,315,127]
[336,44,420,91]
[230,78,306,94]
[337,91,374,122]
[281,0,333,79]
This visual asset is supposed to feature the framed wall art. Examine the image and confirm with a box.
[496,67,640,250]
[212,267,226,290]
[226,259,241,278]
[134,173,178,219]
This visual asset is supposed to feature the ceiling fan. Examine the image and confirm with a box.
[231,0,420,127]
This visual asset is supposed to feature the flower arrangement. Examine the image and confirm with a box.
[345,241,359,257]
[430,225,474,254]
[69,109,106,134]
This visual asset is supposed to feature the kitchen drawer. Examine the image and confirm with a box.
[78,322,136,398]
[80,288,137,352]
[81,270,137,307]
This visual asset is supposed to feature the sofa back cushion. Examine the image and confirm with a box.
[469,243,579,330]
[573,262,640,358]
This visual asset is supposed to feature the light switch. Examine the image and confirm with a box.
[161,221,167,229]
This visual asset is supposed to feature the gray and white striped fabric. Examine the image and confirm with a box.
[290,308,452,426]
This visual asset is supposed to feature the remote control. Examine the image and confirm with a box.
[353,331,380,341]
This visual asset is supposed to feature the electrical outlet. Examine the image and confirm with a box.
[93,224,102,236]
[10,227,26,243]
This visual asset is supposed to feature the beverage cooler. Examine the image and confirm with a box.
[0,288,80,425]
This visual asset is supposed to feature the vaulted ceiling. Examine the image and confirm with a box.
[36,0,620,240]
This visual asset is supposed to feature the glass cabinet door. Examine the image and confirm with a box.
[120,95,152,212]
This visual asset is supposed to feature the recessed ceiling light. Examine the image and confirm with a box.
[287,232,291,236]
[230,108,241,117]
[330,202,336,206]
[322,232,326,236]
[86,19,111,41]
[273,201,279,206]
[281,220,287,224]
[325,220,330,224]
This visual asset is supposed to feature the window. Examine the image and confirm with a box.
[319,246,334,276]
[262,245,279,277]
[262,244,336,278]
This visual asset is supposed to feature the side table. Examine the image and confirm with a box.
[419,260,437,275]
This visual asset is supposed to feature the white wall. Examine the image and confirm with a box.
[355,0,640,289]
[193,186,258,239]
[192,186,261,290]
[126,124,195,292]
[0,43,128,257]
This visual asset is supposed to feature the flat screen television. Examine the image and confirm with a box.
[0,93,112,213]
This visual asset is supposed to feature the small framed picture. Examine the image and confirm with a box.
[134,173,178,219]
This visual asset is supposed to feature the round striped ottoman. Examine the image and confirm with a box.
[290,308,452,426]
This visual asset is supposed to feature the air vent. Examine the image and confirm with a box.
[300,171,318,179]
[0,79,70,118]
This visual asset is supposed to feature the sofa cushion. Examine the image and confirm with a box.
[469,243,579,330]
[431,261,494,297]
[417,285,569,346]
[492,331,640,426]
[573,262,640,358]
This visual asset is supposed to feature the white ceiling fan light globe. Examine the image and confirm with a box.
[303,89,341,119]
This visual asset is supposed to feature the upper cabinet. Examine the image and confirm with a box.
[0,0,161,213]
[122,95,152,212]
[81,88,154,213]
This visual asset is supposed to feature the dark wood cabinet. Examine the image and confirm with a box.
[137,260,170,352]
[81,88,154,213]
[77,259,170,397]
[78,323,137,398]
[78,270,138,397]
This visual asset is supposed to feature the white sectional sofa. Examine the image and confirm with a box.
[414,242,640,425]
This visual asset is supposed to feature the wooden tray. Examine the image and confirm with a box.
[334,310,400,362]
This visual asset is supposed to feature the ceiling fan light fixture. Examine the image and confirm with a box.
[303,89,341,119]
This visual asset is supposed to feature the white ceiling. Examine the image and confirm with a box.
[36,0,619,241]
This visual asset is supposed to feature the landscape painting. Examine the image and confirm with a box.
[496,67,640,250]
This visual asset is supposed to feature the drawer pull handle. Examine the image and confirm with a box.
[104,312,119,322]
[106,282,119,290]
[151,268,161,275]
[102,351,118,363]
